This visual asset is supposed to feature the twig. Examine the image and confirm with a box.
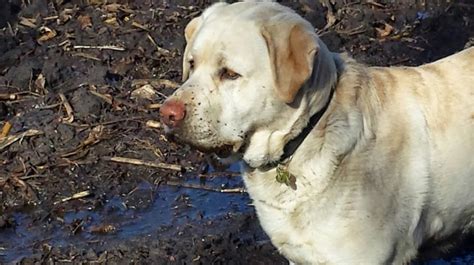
[71,52,101,61]
[58,93,74,123]
[73,45,126,51]
[20,174,47,180]
[147,34,170,55]
[55,190,91,205]
[113,98,149,113]
[102,156,182,171]
[0,93,17,100]
[89,90,113,104]
[0,129,43,151]
[89,90,148,112]
[60,125,104,157]
[132,78,180,89]
[131,21,149,31]
[147,103,161,109]
[199,171,241,178]
[390,57,410,65]
[37,103,61,110]
[366,0,386,8]
[166,180,246,193]
[65,116,145,128]
[336,25,366,36]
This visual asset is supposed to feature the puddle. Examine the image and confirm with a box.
[0,163,252,263]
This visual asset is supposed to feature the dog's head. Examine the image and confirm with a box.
[160,2,337,168]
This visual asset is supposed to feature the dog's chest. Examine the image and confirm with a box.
[242,169,331,263]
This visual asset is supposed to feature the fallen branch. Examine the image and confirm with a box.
[0,129,43,151]
[103,156,182,171]
[73,45,126,51]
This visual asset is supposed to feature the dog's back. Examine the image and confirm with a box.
[367,47,474,244]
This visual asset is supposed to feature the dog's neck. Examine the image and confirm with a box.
[242,39,339,169]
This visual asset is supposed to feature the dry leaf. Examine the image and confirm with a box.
[37,26,57,43]
[104,3,122,12]
[87,0,105,5]
[131,84,156,100]
[376,23,394,38]
[77,15,92,30]
[59,9,74,24]
[83,125,104,146]
[34,73,46,92]
[104,17,119,27]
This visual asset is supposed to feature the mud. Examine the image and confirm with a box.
[0,0,473,264]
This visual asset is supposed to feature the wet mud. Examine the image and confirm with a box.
[1,0,473,264]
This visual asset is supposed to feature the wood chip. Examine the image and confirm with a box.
[145,120,161,128]
[37,26,57,43]
[0,122,12,138]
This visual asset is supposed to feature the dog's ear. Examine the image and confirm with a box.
[184,16,201,43]
[182,3,228,81]
[182,17,202,81]
[261,21,319,103]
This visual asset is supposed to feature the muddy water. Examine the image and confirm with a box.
[0,164,254,263]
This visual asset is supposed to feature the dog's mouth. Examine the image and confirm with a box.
[164,131,240,159]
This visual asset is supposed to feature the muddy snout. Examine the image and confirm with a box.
[159,98,186,129]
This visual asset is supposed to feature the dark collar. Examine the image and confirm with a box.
[266,88,335,169]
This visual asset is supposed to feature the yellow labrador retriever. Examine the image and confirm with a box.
[160,2,474,264]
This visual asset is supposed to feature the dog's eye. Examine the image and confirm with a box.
[189,59,195,70]
[220,68,241,80]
